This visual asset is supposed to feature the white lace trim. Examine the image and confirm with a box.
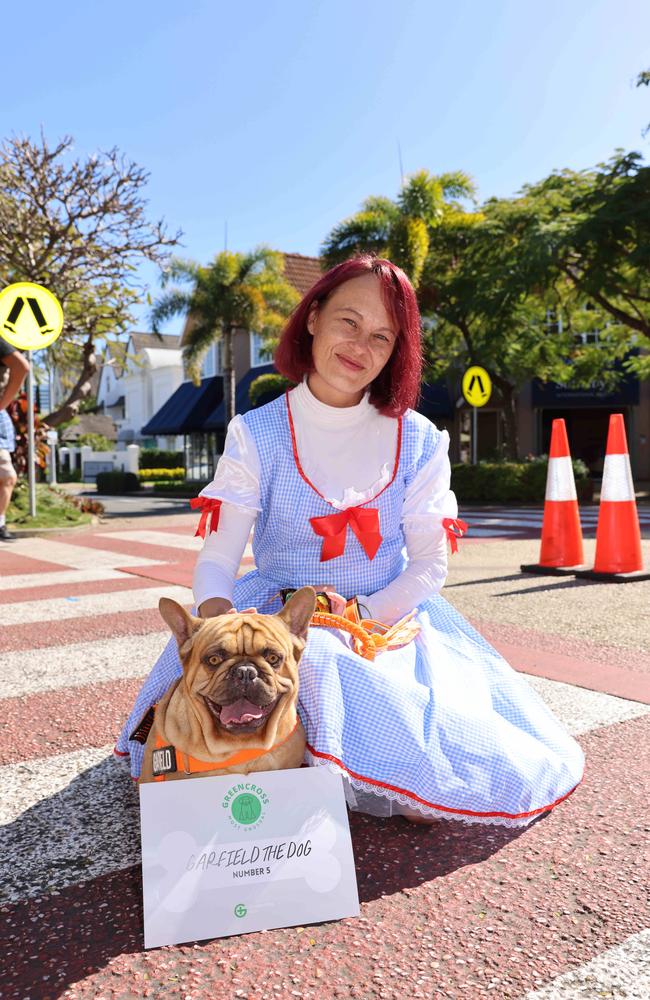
[329,464,392,511]
[304,749,547,829]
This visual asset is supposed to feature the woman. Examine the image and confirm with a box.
[115,254,584,826]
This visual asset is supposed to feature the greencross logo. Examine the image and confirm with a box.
[231,792,262,825]
[222,781,270,830]
[234,903,247,918]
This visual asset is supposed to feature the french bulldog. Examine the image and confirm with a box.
[139,586,317,783]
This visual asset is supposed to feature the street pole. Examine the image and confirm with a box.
[26,350,36,516]
[472,405,478,465]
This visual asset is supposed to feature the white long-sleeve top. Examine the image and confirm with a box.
[193,380,458,624]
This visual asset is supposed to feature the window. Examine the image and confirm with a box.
[188,342,223,381]
[545,308,563,335]
[250,332,271,368]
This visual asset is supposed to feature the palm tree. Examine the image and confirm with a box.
[150,247,299,424]
[321,170,477,289]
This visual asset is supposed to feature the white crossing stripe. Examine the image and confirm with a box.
[106,529,203,551]
[2,631,171,699]
[0,747,141,904]
[0,583,192,626]
[0,566,139,591]
[523,928,650,999]
[4,537,167,570]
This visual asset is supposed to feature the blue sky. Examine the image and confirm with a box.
[3,0,649,331]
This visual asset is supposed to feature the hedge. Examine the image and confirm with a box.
[139,449,185,470]
[451,458,592,503]
[137,467,185,482]
[95,470,140,494]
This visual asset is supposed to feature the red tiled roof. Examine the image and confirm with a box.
[282,253,323,297]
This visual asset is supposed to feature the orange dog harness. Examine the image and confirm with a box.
[152,719,299,781]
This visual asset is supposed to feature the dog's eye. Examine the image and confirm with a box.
[206,648,228,667]
[263,650,283,669]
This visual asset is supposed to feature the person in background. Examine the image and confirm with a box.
[0,336,29,541]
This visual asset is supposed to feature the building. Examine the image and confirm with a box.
[96,332,184,449]
[142,254,326,478]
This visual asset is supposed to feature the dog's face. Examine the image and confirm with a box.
[158,588,316,743]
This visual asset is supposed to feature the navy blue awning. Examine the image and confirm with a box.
[417,381,454,419]
[531,367,639,409]
[203,363,277,429]
[141,376,223,435]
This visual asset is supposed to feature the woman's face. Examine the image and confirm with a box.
[306,273,398,407]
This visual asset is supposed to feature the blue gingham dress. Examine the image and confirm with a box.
[115,396,584,827]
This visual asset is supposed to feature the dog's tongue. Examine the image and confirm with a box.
[220,698,267,725]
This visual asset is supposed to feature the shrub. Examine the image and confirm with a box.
[95,470,140,494]
[451,458,592,503]
[148,480,206,496]
[77,433,114,451]
[139,449,185,470]
[137,467,185,482]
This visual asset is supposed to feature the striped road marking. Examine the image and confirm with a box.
[1,520,648,999]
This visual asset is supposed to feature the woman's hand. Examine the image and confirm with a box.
[321,585,347,617]
[198,598,257,619]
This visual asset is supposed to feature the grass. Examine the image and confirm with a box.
[7,480,94,529]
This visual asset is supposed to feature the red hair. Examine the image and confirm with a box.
[274,254,422,416]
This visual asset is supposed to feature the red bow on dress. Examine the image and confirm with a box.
[442,517,468,554]
[190,496,222,539]
[310,507,382,562]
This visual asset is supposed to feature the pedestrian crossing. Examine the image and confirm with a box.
[463,504,650,539]
[1,518,649,999]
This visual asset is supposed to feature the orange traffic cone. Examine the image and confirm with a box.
[521,418,587,575]
[575,414,649,582]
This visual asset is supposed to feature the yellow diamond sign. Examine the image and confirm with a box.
[0,282,63,350]
[462,366,492,407]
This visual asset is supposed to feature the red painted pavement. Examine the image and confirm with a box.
[0,575,165,606]
[0,606,185,653]
[46,532,196,564]
[0,677,144,765]
[0,551,71,576]
[1,715,648,1000]
[120,555,255,588]
[488,638,650,704]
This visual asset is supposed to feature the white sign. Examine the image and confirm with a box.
[139,766,360,948]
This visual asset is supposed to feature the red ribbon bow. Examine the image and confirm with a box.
[310,506,382,562]
[190,496,222,539]
[442,517,468,554]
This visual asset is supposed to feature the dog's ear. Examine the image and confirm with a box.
[159,598,203,654]
[275,586,317,641]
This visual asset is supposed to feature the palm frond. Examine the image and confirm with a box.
[149,289,193,332]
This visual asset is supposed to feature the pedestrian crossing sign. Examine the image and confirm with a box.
[462,365,492,407]
[0,281,63,350]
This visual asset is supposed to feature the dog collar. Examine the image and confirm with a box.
[152,719,300,781]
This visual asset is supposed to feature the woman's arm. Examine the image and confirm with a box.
[191,416,261,618]
[193,502,258,617]
[359,429,458,624]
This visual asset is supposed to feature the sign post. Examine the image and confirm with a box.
[461,365,492,465]
[0,282,64,518]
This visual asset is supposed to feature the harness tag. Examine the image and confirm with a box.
[152,745,177,777]
[129,706,155,745]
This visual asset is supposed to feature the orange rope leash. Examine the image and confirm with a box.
[309,610,421,662]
